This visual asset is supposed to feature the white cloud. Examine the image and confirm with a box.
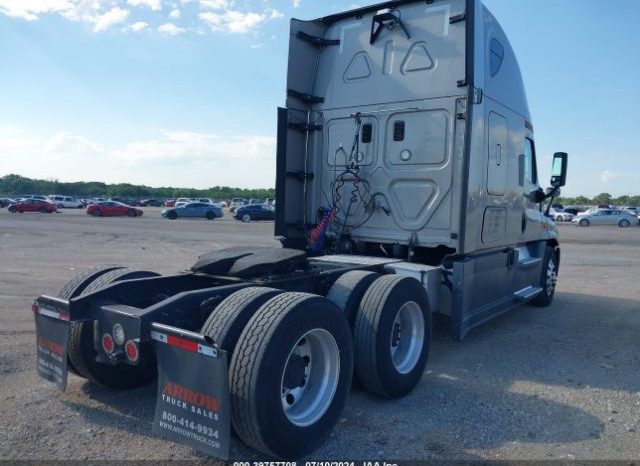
[601,170,616,183]
[199,0,229,9]
[44,131,105,156]
[292,0,301,7]
[127,0,162,11]
[199,8,282,34]
[0,125,276,188]
[129,21,149,32]
[93,7,129,32]
[0,0,74,21]
[0,0,283,36]
[250,43,263,49]
[158,22,186,35]
[601,170,640,183]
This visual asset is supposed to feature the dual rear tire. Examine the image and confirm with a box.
[202,289,353,458]
[57,266,159,389]
[200,273,431,457]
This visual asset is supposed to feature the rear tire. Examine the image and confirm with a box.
[579,219,589,227]
[326,270,379,327]
[67,268,160,389]
[354,275,431,398]
[92,209,102,217]
[57,265,125,376]
[531,246,559,307]
[241,213,252,223]
[230,292,353,458]
[201,287,282,358]
[8,206,17,213]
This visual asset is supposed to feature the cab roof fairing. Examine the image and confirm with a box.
[481,4,531,123]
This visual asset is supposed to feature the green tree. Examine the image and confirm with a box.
[591,193,612,206]
[574,195,590,206]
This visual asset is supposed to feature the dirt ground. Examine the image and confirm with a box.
[1,208,639,461]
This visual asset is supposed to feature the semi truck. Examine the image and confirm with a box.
[32,0,568,459]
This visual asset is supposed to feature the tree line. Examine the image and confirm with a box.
[556,193,640,207]
[0,174,275,201]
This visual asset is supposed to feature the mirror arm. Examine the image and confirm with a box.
[544,185,560,216]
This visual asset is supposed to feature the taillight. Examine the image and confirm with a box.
[125,340,139,362]
[32,303,39,313]
[102,333,114,354]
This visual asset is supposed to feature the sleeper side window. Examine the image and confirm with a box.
[524,138,538,185]
[489,38,504,77]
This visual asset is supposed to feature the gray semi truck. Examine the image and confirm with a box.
[32,0,568,459]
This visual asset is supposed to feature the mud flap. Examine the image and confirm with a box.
[151,323,230,460]
[32,296,72,391]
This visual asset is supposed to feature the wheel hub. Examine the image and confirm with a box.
[389,301,425,374]
[281,329,340,427]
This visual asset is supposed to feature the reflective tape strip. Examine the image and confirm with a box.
[38,307,70,321]
[150,331,167,343]
[151,331,217,358]
[197,344,216,358]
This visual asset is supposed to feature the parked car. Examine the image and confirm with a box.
[549,208,574,222]
[8,198,58,213]
[563,207,580,216]
[164,199,176,207]
[0,198,16,208]
[572,209,636,228]
[234,204,275,222]
[140,199,163,207]
[161,202,223,220]
[229,198,247,212]
[87,201,143,217]
[47,195,84,208]
[174,197,192,208]
[108,197,139,206]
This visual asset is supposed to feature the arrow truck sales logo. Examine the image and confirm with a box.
[37,336,65,359]
[161,381,221,417]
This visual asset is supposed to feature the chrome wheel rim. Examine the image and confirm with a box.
[546,259,558,296]
[281,328,340,427]
[389,301,425,374]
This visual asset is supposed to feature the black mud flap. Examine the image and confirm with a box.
[32,296,72,391]
[151,323,230,460]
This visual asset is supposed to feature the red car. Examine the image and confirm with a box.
[86,201,143,217]
[8,199,58,214]
[164,199,176,207]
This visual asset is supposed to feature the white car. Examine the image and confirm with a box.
[47,195,84,208]
[549,208,574,222]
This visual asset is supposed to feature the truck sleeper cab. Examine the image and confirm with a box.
[32,0,568,460]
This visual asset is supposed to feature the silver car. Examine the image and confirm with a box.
[161,202,223,220]
[572,209,637,228]
[549,208,574,222]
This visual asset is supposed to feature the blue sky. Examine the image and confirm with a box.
[0,0,638,195]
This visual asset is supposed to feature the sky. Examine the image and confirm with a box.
[0,0,639,196]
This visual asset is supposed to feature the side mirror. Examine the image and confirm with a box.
[550,152,568,187]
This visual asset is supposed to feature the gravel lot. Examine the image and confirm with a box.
[1,208,639,461]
